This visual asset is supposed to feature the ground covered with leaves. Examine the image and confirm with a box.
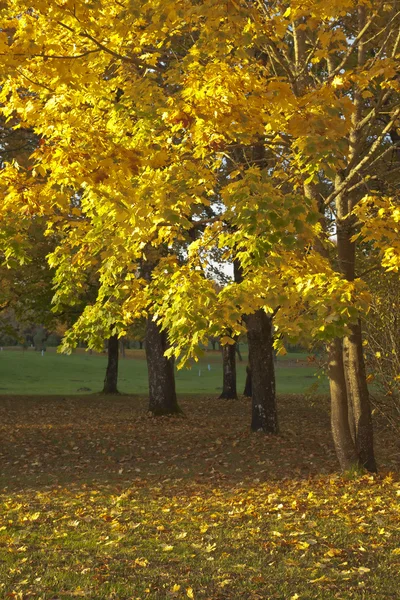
[0,394,399,599]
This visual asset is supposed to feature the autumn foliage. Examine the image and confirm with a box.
[0,2,399,466]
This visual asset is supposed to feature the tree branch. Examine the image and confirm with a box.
[324,107,400,206]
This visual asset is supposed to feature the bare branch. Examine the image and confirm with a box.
[328,0,385,81]
[324,107,400,206]
[15,68,54,92]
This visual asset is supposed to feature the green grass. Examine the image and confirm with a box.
[0,348,328,395]
[0,394,398,599]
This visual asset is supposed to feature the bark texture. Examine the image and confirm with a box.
[246,310,278,433]
[328,338,360,471]
[335,213,377,471]
[145,318,180,415]
[103,334,119,394]
[343,321,377,472]
[219,342,237,399]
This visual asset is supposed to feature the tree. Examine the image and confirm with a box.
[1,0,399,469]
[103,333,119,394]
[246,310,278,432]
[145,317,180,415]
[155,0,399,468]
[219,338,237,400]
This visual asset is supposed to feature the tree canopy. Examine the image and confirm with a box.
[1,0,399,467]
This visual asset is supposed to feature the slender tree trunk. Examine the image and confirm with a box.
[343,320,377,471]
[246,310,278,433]
[328,338,359,470]
[235,343,243,362]
[343,340,356,443]
[219,342,237,399]
[243,364,252,397]
[335,212,377,471]
[119,338,126,358]
[103,334,119,394]
[145,317,181,415]
[336,4,375,472]
[139,340,144,350]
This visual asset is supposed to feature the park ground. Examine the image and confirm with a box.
[0,389,399,599]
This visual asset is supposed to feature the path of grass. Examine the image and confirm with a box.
[0,394,399,599]
[0,349,328,395]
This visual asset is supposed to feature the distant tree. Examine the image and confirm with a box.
[219,337,237,400]
[103,334,119,394]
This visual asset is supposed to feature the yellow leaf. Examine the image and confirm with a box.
[220,335,235,345]
[309,575,327,583]
[171,584,181,592]
[187,588,194,599]
[332,75,344,87]
[134,557,149,567]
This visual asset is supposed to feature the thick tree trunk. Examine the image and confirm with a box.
[219,342,237,399]
[103,334,119,394]
[343,320,377,472]
[327,338,359,471]
[246,310,278,433]
[243,364,252,397]
[145,318,181,415]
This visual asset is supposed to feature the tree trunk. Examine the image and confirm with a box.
[145,317,181,415]
[327,338,360,471]
[243,364,252,397]
[103,334,119,394]
[246,310,278,433]
[335,204,377,472]
[331,5,376,473]
[219,342,237,399]
[343,320,377,472]
[119,338,126,358]
[343,341,356,444]
[235,343,243,362]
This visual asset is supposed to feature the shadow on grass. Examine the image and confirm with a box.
[0,393,397,494]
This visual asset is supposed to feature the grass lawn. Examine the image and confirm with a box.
[0,394,399,599]
[0,349,328,395]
